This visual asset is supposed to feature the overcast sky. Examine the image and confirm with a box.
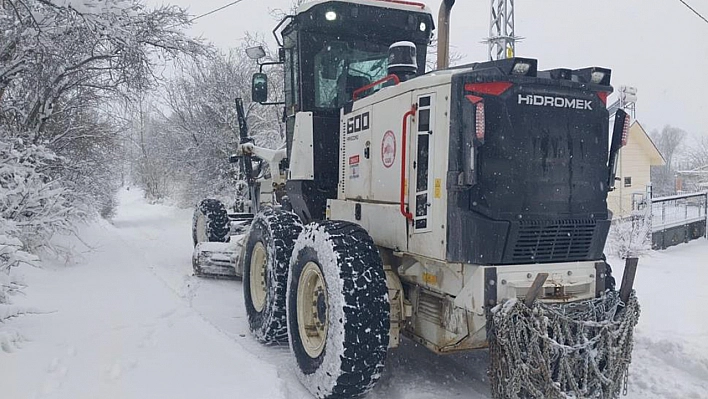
[148,0,708,137]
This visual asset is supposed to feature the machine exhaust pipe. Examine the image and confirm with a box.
[437,0,456,69]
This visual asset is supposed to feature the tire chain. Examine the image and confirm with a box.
[487,290,641,399]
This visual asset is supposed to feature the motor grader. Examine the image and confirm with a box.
[191,1,640,398]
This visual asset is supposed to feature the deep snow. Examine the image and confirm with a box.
[1,188,707,399]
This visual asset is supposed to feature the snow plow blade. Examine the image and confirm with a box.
[487,290,640,399]
[192,240,243,278]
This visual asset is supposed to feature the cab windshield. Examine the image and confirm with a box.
[312,40,389,109]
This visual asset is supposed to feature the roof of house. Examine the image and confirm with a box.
[629,121,666,166]
[677,164,708,175]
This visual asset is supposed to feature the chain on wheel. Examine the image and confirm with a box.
[487,291,640,399]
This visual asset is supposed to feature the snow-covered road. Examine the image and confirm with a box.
[2,188,707,399]
[1,190,286,399]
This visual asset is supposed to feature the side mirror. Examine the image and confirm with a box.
[252,73,268,103]
[245,46,266,60]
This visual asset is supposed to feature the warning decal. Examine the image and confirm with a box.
[349,155,360,179]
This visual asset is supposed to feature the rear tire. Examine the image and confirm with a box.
[602,255,617,292]
[192,199,230,246]
[243,207,302,344]
[287,221,389,399]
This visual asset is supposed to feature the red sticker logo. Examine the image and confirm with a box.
[349,155,360,165]
[381,130,396,168]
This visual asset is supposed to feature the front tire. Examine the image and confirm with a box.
[192,199,230,246]
[243,207,302,344]
[287,221,389,399]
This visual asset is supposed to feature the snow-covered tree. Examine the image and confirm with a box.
[0,0,204,317]
[686,135,708,170]
[650,125,687,195]
[128,38,285,206]
[1,0,204,214]
[1,0,205,134]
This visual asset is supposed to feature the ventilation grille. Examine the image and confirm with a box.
[416,291,442,324]
[511,220,596,263]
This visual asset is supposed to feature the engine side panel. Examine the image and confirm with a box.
[332,79,452,260]
[328,199,407,251]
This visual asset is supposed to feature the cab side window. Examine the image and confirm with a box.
[314,44,345,108]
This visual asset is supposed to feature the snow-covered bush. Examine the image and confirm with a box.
[43,105,123,219]
[0,233,37,350]
[0,234,38,304]
[0,139,78,250]
[0,140,45,326]
[605,207,652,259]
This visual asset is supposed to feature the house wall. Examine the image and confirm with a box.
[607,136,652,218]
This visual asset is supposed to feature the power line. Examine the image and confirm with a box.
[677,0,708,25]
[189,0,248,23]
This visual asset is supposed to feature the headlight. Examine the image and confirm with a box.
[512,62,531,76]
[590,71,606,84]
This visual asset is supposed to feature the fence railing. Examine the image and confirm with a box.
[649,191,707,249]
[651,191,708,232]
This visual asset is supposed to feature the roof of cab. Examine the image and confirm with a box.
[296,0,433,16]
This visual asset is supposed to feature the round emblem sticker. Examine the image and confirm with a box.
[381,130,396,168]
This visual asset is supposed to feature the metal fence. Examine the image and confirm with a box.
[650,191,708,249]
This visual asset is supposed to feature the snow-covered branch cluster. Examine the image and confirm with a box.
[1,0,205,135]
[605,207,653,259]
[126,36,285,206]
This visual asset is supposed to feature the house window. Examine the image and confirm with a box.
[624,177,632,187]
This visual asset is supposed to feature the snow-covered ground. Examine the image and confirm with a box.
[1,188,707,399]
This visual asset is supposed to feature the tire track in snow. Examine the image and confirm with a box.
[108,195,294,398]
[110,193,492,399]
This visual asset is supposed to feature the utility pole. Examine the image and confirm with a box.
[605,86,638,218]
[607,86,638,119]
[485,0,520,60]
[618,86,638,119]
